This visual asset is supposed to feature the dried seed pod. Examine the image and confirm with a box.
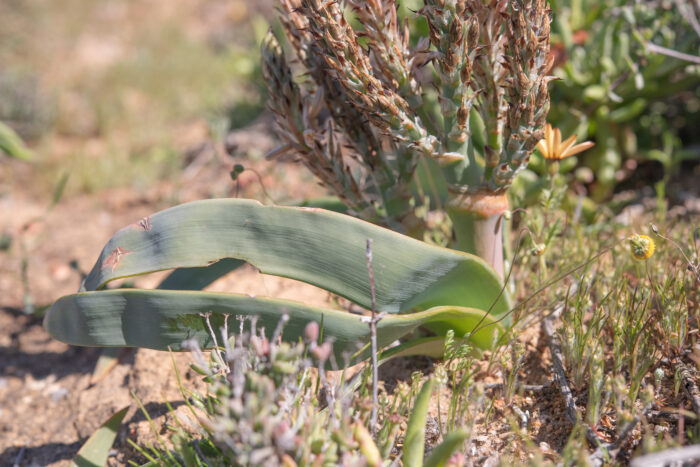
[304,321,319,342]
[457,104,470,127]
[449,18,464,44]
[485,145,500,168]
[466,19,480,49]
[460,59,472,84]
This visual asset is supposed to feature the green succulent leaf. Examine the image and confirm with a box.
[79,199,510,316]
[45,290,505,360]
[403,378,435,467]
[46,199,510,355]
[71,406,129,467]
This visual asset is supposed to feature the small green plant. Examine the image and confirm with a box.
[129,318,470,466]
[559,277,608,390]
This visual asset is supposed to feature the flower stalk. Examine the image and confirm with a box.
[262,0,555,275]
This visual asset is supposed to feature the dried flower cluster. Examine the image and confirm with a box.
[262,0,553,230]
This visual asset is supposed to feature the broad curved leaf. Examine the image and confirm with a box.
[80,199,510,316]
[155,197,347,291]
[45,289,505,358]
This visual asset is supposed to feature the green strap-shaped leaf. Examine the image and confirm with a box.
[87,199,350,382]
[155,198,348,291]
[424,429,469,467]
[45,290,504,358]
[80,199,509,316]
[72,406,129,467]
[0,121,32,160]
[403,378,435,467]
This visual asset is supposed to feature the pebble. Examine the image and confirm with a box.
[50,386,69,401]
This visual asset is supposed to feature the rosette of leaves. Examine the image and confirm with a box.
[45,199,511,359]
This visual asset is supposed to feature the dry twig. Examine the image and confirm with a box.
[630,445,700,467]
[672,357,700,418]
[366,238,380,433]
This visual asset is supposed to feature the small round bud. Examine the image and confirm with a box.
[230,164,245,181]
[312,341,332,362]
[628,234,655,261]
[530,243,546,256]
[304,321,319,343]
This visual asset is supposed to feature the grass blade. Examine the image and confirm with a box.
[72,406,129,467]
[0,121,32,160]
[403,378,435,467]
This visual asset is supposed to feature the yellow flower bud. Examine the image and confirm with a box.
[628,234,655,260]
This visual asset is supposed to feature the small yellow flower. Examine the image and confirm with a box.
[537,123,595,160]
[628,234,655,260]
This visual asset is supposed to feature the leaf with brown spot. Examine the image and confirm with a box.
[137,216,152,231]
[101,247,132,272]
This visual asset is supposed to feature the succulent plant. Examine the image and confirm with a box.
[262,0,554,276]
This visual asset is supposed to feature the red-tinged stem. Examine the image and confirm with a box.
[447,192,508,279]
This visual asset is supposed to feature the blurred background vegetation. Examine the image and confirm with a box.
[542,0,700,204]
[0,0,698,210]
[0,0,270,196]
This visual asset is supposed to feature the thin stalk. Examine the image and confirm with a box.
[366,239,379,433]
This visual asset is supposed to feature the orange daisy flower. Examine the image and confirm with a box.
[537,123,595,160]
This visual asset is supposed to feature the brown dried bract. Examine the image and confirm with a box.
[101,246,132,272]
[137,216,152,231]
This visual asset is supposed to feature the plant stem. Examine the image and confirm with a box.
[366,239,379,433]
[447,192,508,279]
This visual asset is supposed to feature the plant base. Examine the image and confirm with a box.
[447,192,508,279]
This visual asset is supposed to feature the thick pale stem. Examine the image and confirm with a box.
[447,192,508,279]
[384,193,426,240]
